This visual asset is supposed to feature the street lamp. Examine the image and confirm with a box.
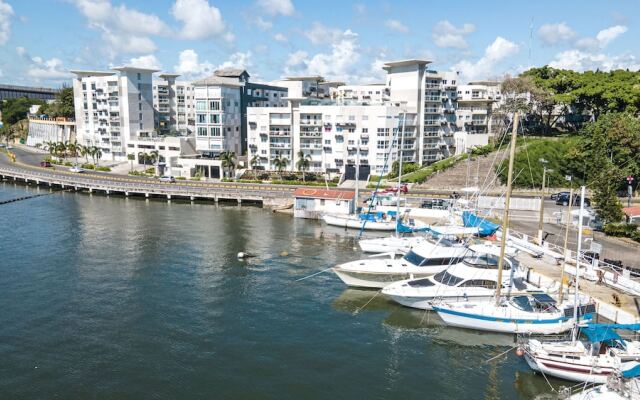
[537,158,549,245]
[627,176,634,207]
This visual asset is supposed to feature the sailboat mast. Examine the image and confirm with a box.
[355,139,360,214]
[558,184,574,304]
[396,109,406,237]
[571,185,587,343]
[494,112,519,306]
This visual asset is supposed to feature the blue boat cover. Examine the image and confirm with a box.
[580,323,640,343]
[622,362,640,378]
[462,211,500,236]
[396,221,430,234]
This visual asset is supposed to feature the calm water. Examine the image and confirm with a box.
[0,182,560,399]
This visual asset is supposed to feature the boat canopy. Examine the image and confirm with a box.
[622,361,640,378]
[462,212,500,237]
[581,323,640,344]
[427,226,479,237]
[397,220,429,233]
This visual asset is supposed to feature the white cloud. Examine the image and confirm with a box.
[27,56,71,80]
[432,20,475,49]
[71,0,169,56]
[128,54,162,70]
[305,23,342,45]
[256,0,294,16]
[174,49,252,79]
[596,25,627,47]
[453,36,520,82]
[284,29,377,83]
[273,33,287,42]
[171,0,232,42]
[537,23,576,46]
[385,19,408,33]
[255,17,272,31]
[548,49,640,71]
[0,0,14,45]
[175,49,214,78]
[354,3,366,15]
[15,46,26,57]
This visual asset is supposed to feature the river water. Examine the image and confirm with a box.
[0,182,561,399]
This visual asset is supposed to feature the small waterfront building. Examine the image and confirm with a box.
[293,188,355,219]
[623,206,640,225]
[27,117,76,147]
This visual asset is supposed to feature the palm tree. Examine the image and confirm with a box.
[250,154,260,180]
[149,149,159,173]
[220,151,237,179]
[55,142,67,162]
[67,141,78,165]
[79,145,90,164]
[94,147,102,167]
[296,150,311,182]
[272,155,289,180]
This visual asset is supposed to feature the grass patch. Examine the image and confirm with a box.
[95,166,111,172]
[270,180,337,187]
[401,154,469,184]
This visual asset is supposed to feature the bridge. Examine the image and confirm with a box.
[0,164,297,205]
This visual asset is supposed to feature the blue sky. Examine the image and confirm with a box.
[0,0,638,87]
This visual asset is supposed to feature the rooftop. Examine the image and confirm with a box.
[214,68,248,78]
[159,73,181,80]
[623,206,640,217]
[383,59,432,70]
[111,66,161,73]
[293,188,355,200]
[282,76,324,82]
[192,75,244,87]
[70,70,116,77]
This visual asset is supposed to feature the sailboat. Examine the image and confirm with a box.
[432,113,593,335]
[565,362,640,399]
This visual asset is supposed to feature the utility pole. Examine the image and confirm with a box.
[559,176,574,305]
[537,158,549,245]
[627,176,634,207]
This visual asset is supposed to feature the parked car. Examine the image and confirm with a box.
[550,191,569,200]
[421,199,451,209]
[382,184,408,194]
[6,145,13,150]
[69,165,84,173]
[159,176,176,183]
[555,193,591,207]
[40,161,52,167]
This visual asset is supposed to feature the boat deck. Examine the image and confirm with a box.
[517,253,639,320]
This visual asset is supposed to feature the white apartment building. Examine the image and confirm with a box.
[331,84,389,103]
[193,69,288,157]
[271,76,340,99]
[248,100,418,176]
[456,81,502,136]
[71,67,157,161]
[153,74,195,136]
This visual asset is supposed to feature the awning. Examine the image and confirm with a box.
[462,211,499,237]
[578,323,640,343]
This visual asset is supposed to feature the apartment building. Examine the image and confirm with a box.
[193,69,288,157]
[153,74,195,136]
[271,76,340,99]
[456,81,502,136]
[71,67,157,160]
[331,84,389,103]
[248,99,417,176]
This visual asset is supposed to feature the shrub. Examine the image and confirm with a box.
[81,163,95,170]
[96,166,111,172]
[604,223,640,243]
[190,177,201,181]
[176,176,186,180]
[145,167,155,174]
[270,180,337,187]
[64,161,73,167]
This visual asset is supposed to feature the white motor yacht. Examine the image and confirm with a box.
[332,238,470,289]
[382,245,529,310]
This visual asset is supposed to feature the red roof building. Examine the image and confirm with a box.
[293,188,355,201]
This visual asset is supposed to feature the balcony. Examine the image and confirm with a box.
[360,133,369,139]
[424,96,440,102]
[471,109,488,114]
[270,131,291,136]
[300,119,321,126]
[269,143,291,149]
[424,108,442,114]
[300,131,322,138]
[424,120,441,126]
[336,121,356,127]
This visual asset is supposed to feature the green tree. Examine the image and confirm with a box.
[220,151,236,179]
[0,97,44,125]
[296,150,311,182]
[272,154,289,180]
[250,154,260,180]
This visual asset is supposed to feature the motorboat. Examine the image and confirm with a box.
[332,237,470,288]
[523,323,640,384]
[382,245,529,310]
[432,293,594,334]
[358,225,481,254]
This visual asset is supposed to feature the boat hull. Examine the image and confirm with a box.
[524,353,613,384]
[433,306,575,334]
[332,268,441,289]
[387,293,496,311]
[358,237,424,253]
[322,215,396,231]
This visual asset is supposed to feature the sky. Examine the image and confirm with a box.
[0,0,638,88]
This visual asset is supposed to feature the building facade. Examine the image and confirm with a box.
[71,67,157,161]
[26,117,76,147]
[192,69,287,157]
[153,74,195,136]
[456,81,502,137]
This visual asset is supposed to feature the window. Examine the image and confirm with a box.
[362,128,368,133]
[197,127,208,136]
[211,127,221,136]
[433,271,464,286]
[348,115,355,121]
[197,114,206,123]
[196,101,207,111]
[210,114,220,124]
[209,100,220,110]
[348,140,355,145]
[459,280,497,289]
[324,140,331,145]
[376,140,389,149]
[348,128,355,133]
[137,73,141,80]
[320,199,325,205]
[139,113,142,120]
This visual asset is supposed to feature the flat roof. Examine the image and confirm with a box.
[294,188,355,200]
[159,73,181,79]
[70,70,116,77]
[383,59,431,69]
[111,66,161,73]
[282,76,324,81]
[0,84,59,93]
